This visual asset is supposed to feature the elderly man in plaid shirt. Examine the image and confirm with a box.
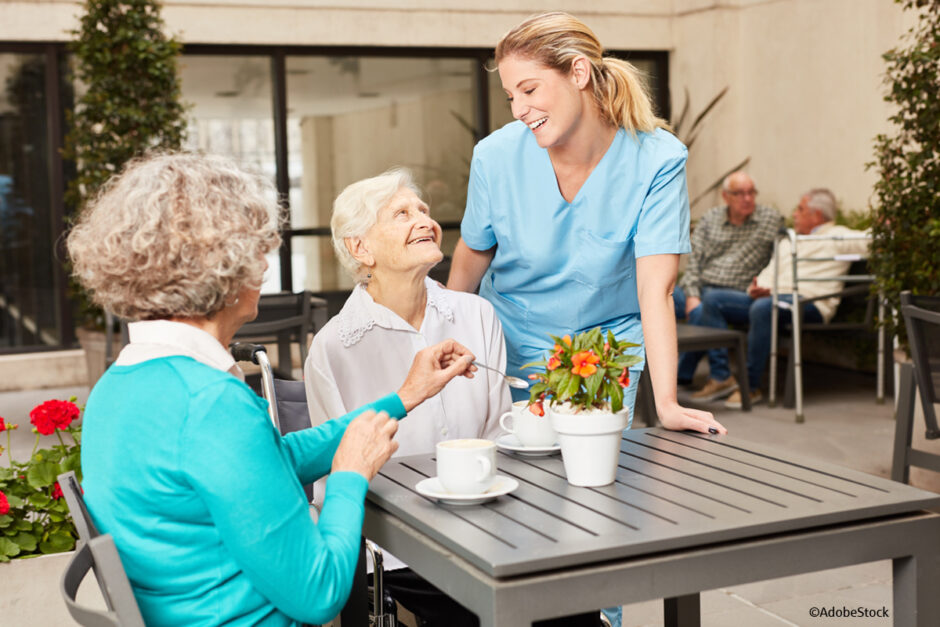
[674,171,784,404]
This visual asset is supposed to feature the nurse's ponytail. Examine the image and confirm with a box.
[495,12,669,137]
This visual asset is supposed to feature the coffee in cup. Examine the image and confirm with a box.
[499,400,557,447]
[436,439,496,495]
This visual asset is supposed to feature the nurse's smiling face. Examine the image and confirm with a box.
[499,54,588,150]
[361,187,443,275]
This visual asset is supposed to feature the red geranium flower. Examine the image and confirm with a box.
[0,417,5,431]
[0,490,8,516]
[51,482,64,500]
[618,367,630,388]
[29,399,80,435]
[570,350,600,377]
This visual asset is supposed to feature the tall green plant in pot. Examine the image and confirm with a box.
[64,0,188,332]
[869,0,940,346]
[524,328,641,486]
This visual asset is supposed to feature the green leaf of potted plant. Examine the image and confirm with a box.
[523,328,642,486]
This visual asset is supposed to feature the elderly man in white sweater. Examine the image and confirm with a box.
[724,188,870,408]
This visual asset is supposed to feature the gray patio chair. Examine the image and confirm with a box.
[233,290,328,380]
[61,535,145,627]
[891,291,940,483]
[58,471,145,627]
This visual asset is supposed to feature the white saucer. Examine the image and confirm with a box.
[415,475,519,506]
[495,433,561,457]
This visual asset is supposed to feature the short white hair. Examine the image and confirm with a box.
[804,188,837,221]
[331,168,421,281]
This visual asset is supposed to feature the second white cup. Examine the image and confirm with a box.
[499,400,558,447]
[436,439,497,495]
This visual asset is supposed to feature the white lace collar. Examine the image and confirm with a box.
[336,277,454,348]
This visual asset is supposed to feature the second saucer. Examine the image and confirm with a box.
[495,433,561,457]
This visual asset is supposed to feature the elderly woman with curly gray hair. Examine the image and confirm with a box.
[67,152,477,627]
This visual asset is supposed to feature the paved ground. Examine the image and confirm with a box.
[2,362,938,626]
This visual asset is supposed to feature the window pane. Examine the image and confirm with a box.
[286,56,478,292]
[179,55,282,293]
[0,53,60,349]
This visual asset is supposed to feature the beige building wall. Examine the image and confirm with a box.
[671,0,914,216]
[2,0,912,216]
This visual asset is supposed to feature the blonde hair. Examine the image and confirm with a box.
[67,152,281,320]
[331,168,421,281]
[495,11,668,135]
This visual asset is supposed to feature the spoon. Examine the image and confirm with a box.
[472,361,530,389]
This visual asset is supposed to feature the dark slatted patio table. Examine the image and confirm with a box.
[362,428,940,627]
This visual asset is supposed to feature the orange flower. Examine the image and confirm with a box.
[529,401,545,416]
[547,356,562,371]
[618,367,630,388]
[570,350,600,377]
[562,334,571,346]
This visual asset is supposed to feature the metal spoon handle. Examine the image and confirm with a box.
[472,361,530,389]
[471,360,501,375]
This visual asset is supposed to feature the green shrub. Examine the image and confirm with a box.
[869,0,940,344]
[63,0,188,328]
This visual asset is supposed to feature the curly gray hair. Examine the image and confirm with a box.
[67,152,282,320]
[331,168,421,281]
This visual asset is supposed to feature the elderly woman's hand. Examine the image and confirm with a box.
[397,339,476,412]
[332,411,400,480]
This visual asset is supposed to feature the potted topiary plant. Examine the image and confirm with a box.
[524,328,642,486]
[63,0,188,382]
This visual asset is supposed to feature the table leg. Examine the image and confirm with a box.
[663,594,700,627]
[893,551,940,627]
[735,336,752,411]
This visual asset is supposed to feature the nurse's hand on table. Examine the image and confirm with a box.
[658,401,728,435]
[332,411,399,480]
[397,339,476,412]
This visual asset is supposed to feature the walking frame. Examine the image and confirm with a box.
[768,228,885,423]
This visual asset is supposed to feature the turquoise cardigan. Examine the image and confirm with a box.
[81,356,405,626]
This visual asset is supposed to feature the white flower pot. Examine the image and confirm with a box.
[549,404,628,487]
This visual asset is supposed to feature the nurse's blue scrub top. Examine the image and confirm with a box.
[460,121,691,383]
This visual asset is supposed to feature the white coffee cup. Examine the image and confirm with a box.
[436,439,497,495]
[499,400,557,447]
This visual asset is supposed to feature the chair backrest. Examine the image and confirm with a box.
[60,471,99,542]
[234,291,326,378]
[273,378,315,502]
[901,291,940,435]
[61,535,146,627]
[58,471,146,627]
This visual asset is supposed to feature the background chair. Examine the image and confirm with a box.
[232,290,328,380]
[58,471,145,627]
[636,323,752,426]
[891,291,940,484]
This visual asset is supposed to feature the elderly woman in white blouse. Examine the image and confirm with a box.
[305,168,510,451]
[304,168,512,626]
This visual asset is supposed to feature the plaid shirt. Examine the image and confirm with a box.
[679,204,784,298]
